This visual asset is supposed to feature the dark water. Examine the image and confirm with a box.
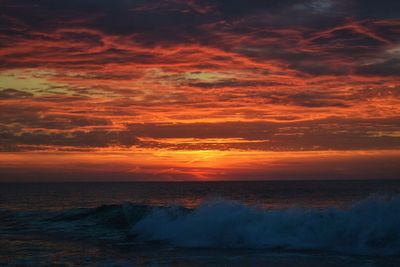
[1,180,400,266]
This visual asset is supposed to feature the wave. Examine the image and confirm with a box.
[5,196,400,256]
[131,196,400,255]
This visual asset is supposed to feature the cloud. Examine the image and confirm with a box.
[0,103,111,130]
[0,0,399,180]
[1,116,399,152]
[126,117,400,151]
[0,130,139,151]
[355,58,400,76]
[0,88,33,99]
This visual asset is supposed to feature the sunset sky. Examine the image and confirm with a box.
[0,0,399,181]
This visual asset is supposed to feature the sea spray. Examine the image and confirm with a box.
[3,195,400,255]
[131,196,400,255]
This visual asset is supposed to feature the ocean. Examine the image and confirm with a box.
[1,180,400,266]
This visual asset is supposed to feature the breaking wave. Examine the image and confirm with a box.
[131,196,400,255]
[6,196,400,256]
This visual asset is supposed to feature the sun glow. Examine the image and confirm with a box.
[1,0,399,181]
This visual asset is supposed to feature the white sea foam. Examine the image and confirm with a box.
[131,196,400,255]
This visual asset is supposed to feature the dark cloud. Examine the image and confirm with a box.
[188,80,287,89]
[244,90,351,107]
[126,117,400,151]
[2,130,139,150]
[355,58,400,76]
[354,0,400,19]
[0,104,111,130]
[1,0,399,76]
[0,0,212,45]
[207,0,303,18]
[286,92,349,107]
[1,117,399,152]
[0,88,33,99]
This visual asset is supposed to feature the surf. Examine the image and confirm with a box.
[3,195,400,256]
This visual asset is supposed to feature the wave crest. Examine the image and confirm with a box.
[131,196,400,255]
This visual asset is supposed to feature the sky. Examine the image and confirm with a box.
[0,0,399,181]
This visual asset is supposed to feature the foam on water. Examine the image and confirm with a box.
[3,195,400,256]
[131,196,400,255]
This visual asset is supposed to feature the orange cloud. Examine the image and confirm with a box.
[0,0,399,181]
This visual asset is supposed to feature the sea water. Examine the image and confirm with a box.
[1,180,400,266]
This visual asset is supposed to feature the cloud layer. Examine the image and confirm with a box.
[0,0,399,180]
